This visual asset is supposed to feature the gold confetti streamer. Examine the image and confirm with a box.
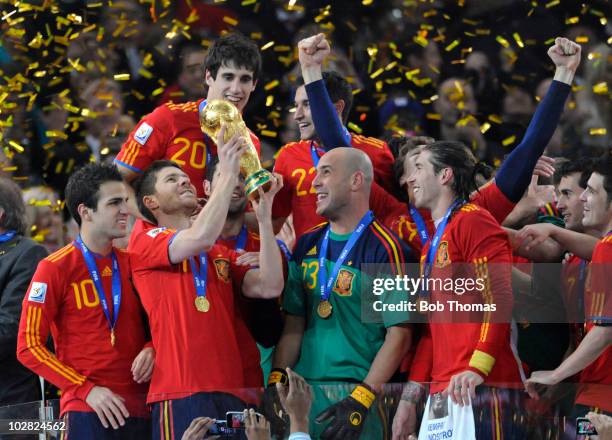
[264,80,279,91]
[589,128,606,136]
[502,136,516,146]
[512,33,524,48]
[496,36,510,48]
[593,82,608,95]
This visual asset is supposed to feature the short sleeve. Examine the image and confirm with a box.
[115,106,173,174]
[128,226,175,270]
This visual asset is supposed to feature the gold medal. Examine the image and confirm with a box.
[317,300,333,319]
[110,329,116,347]
[195,296,210,312]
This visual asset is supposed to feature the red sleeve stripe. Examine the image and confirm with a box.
[25,306,86,385]
[474,257,492,343]
[371,221,405,276]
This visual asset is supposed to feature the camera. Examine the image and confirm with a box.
[226,410,263,429]
[576,417,598,436]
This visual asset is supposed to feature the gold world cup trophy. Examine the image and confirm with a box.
[199,99,272,200]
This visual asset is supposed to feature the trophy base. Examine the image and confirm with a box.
[245,169,272,201]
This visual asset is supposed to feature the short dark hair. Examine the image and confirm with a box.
[133,160,182,224]
[204,33,261,81]
[0,178,27,235]
[297,71,354,124]
[422,141,487,202]
[65,163,123,226]
[592,154,612,204]
[204,155,220,183]
[554,157,594,189]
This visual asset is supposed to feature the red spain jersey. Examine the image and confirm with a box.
[115,99,261,197]
[216,230,264,390]
[576,234,612,412]
[418,204,523,393]
[561,254,587,337]
[128,220,251,403]
[216,230,287,390]
[16,244,149,417]
[272,135,395,239]
[371,180,516,256]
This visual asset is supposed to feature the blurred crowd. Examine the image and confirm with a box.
[0,0,610,252]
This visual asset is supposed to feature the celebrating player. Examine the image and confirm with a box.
[393,142,525,439]
[115,32,262,198]
[301,35,581,257]
[270,33,396,239]
[204,157,286,388]
[17,164,154,438]
[266,147,413,439]
[128,127,284,440]
[520,156,612,418]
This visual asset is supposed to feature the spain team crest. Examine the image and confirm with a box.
[333,269,355,296]
[213,259,231,283]
[435,241,451,267]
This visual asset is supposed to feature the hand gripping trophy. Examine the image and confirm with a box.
[199,100,272,200]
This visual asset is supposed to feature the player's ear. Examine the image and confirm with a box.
[77,203,92,223]
[205,69,214,87]
[142,194,159,213]
[440,167,453,185]
[350,171,365,190]
[250,79,257,92]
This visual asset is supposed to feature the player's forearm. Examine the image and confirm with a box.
[495,80,570,202]
[549,226,599,260]
[301,65,323,85]
[304,80,351,149]
[17,333,93,398]
[551,326,612,382]
[505,227,564,262]
[272,316,305,370]
[364,326,411,389]
[171,173,238,261]
[253,218,284,298]
[553,66,576,85]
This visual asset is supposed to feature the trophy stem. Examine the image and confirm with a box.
[245,169,272,200]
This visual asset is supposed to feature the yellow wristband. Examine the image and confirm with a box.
[267,369,288,386]
[350,385,376,409]
[469,350,496,376]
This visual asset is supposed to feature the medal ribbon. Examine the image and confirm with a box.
[276,239,293,261]
[74,237,121,335]
[234,225,248,252]
[409,204,429,246]
[421,199,464,297]
[309,141,327,168]
[188,253,208,301]
[0,230,16,243]
[318,211,374,302]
